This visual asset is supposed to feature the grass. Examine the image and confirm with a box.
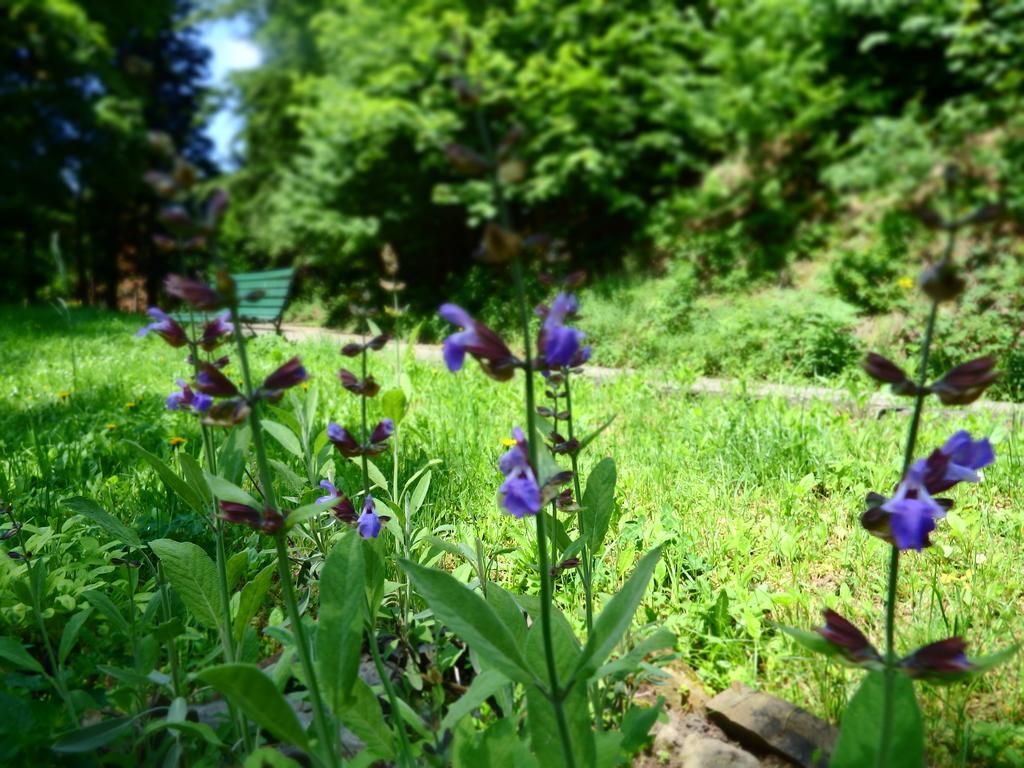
[1,305,1023,765]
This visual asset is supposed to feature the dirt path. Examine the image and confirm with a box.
[254,323,1022,421]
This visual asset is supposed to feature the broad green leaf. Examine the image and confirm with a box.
[203,473,260,509]
[338,677,395,760]
[318,532,366,713]
[577,414,616,454]
[0,636,44,674]
[262,419,304,460]
[149,539,224,631]
[129,442,204,513]
[381,388,407,426]
[63,496,142,549]
[400,560,535,685]
[233,564,275,644]
[218,424,251,485]
[440,669,510,732]
[225,550,250,593]
[830,670,923,768]
[452,718,538,768]
[582,458,616,553]
[620,698,664,753]
[244,747,304,768]
[485,584,527,649]
[408,470,431,515]
[82,589,130,635]
[58,608,92,666]
[198,663,310,752]
[178,453,212,509]
[53,715,138,753]
[284,501,326,531]
[595,627,676,680]
[572,546,661,684]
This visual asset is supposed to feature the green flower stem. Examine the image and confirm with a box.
[512,256,578,768]
[562,372,593,635]
[358,332,415,768]
[877,220,955,767]
[231,315,338,767]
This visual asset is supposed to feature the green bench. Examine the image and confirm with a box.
[174,268,295,334]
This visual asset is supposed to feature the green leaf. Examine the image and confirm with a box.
[0,636,44,674]
[129,442,204,513]
[338,677,395,760]
[142,718,224,747]
[381,388,408,426]
[225,550,250,593]
[452,718,538,768]
[233,564,275,644]
[572,546,661,684]
[830,670,923,768]
[577,414,616,453]
[400,560,535,685]
[152,618,186,643]
[408,470,431,515]
[198,663,310,752]
[262,419,304,460]
[582,458,616,553]
[203,473,260,509]
[620,698,664,753]
[485,584,527,649]
[218,425,251,486]
[63,496,142,548]
[318,532,366,714]
[178,453,212,509]
[244,747,305,768]
[53,715,138,753]
[595,627,676,680]
[58,608,92,666]
[149,539,225,631]
[82,589,130,635]
[440,669,510,732]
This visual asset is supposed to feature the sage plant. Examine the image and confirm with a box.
[785,169,1015,767]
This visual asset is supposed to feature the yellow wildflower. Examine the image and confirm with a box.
[169,436,187,448]
[57,390,71,400]
[105,423,117,431]
[501,438,517,447]
[897,276,914,290]
[125,401,137,410]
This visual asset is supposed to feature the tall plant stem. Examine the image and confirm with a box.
[877,221,953,766]
[357,332,415,768]
[563,373,593,635]
[231,319,338,767]
[512,256,578,768]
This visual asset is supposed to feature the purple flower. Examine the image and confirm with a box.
[439,304,518,381]
[341,334,391,357]
[862,462,948,551]
[166,379,213,413]
[498,427,542,518]
[317,480,340,504]
[357,495,382,539]
[899,637,974,681]
[218,501,283,534]
[165,274,225,310]
[202,398,251,427]
[258,357,308,401]
[921,431,994,494]
[339,369,380,397]
[537,293,586,368]
[327,423,361,457]
[195,363,241,398]
[368,419,394,447]
[199,312,234,351]
[817,609,881,665]
[136,308,188,348]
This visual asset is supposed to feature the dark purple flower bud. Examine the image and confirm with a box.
[919,261,965,302]
[158,205,193,235]
[910,204,947,231]
[153,234,177,253]
[135,307,188,348]
[8,550,29,560]
[498,427,542,518]
[165,274,225,310]
[167,378,213,413]
[199,312,234,351]
[357,495,382,539]
[218,501,283,534]
[445,144,488,176]
[862,461,949,551]
[195,363,241,398]
[259,357,308,401]
[817,609,882,665]
[929,356,999,405]
[861,353,917,396]
[900,637,973,681]
[212,355,230,369]
[920,431,994,494]
[439,304,519,381]
[550,556,580,577]
[341,343,363,357]
[554,489,579,512]
[328,423,362,457]
[369,419,394,445]
[202,398,251,427]
[478,222,521,264]
[549,432,580,455]
[339,369,381,397]
[0,523,22,541]
[540,470,574,505]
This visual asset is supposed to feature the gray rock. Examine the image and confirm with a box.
[680,735,760,768]
[707,683,837,768]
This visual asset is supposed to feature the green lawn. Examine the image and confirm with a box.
[1,306,1022,765]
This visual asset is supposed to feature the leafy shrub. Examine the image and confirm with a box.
[827,211,918,313]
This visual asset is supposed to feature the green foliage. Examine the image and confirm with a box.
[831,671,924,768]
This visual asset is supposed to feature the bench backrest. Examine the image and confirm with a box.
[232,268,295,323]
